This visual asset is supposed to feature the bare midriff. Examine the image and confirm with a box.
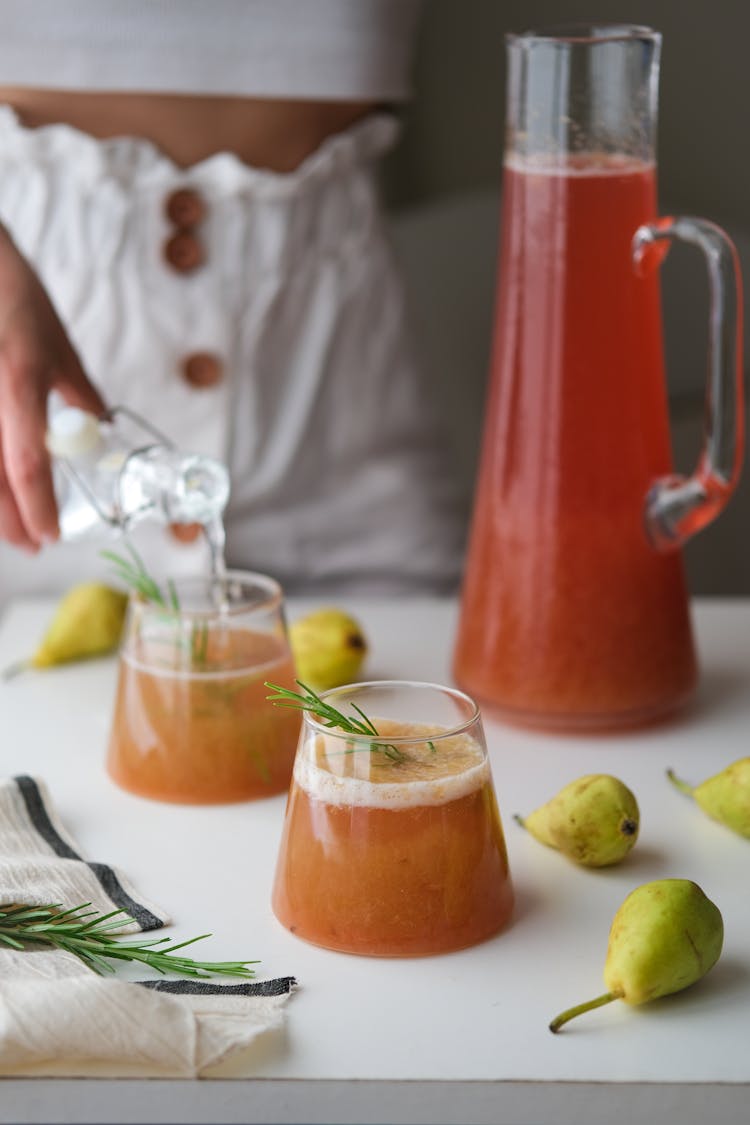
[0,88,377,169]
[107,627,300,804]
[272,721,514,956]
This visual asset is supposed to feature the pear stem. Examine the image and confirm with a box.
[512,814,527,830]
[549,990,622,1033]
[666,768,694,798]
[1,660,30,682]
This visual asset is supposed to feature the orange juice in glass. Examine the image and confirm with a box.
[271,681,513,956]
[107,571,299,803]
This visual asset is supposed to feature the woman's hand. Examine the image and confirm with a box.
[0,226,105,551]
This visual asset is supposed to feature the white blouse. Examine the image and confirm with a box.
[0,0,423,101]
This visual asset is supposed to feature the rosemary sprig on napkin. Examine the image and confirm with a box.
[265,680,406,761]
[0,903,258,979]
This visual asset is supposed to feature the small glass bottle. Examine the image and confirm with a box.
[46,406,230,541]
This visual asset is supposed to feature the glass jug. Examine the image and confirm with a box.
[47,405,230,542]
[453,25,744,730]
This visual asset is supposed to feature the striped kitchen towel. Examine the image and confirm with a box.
[0,775,295,1076]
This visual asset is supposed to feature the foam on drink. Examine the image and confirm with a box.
[504,151,655,176]
[293,720,490,809]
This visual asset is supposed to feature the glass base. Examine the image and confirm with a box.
[271,893,514,958]
[474,686,697,735]
[106,761,291,804]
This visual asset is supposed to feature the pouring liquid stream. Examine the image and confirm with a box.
[203,512,231,616]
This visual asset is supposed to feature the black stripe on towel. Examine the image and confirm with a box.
[14,775,80,860]
[137,977,297,997]
[13,775,164,931]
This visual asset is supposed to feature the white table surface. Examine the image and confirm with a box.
[0,596,749,1125]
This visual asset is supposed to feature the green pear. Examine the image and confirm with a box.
[2,583,128,679]
[31,582,128,667]
[515,774,639,867]
[289,607,367,690]
[667,759,750,838]
[550,879,723,1032]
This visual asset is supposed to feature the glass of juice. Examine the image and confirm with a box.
[107,570,300,803]
[271,681,514,956]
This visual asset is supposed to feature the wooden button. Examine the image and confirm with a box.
[182,351,224,388]
[168,522,204,544]
[165,188,206,229]
[163,231,204,273]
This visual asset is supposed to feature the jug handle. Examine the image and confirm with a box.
[632,217,744,551]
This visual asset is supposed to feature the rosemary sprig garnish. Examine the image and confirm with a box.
[265,680,406,762]
[100,543,180,612]
[0,903,258,979]
[191,619,210,665]
[102,545,213,668]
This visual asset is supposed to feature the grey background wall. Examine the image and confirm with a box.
[385,0,750,595]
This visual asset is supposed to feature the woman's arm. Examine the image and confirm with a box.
[0,224,105,550]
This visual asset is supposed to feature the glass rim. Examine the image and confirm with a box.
[131,568,284,620]
[507,23,660,47]
[305,680,481,745]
